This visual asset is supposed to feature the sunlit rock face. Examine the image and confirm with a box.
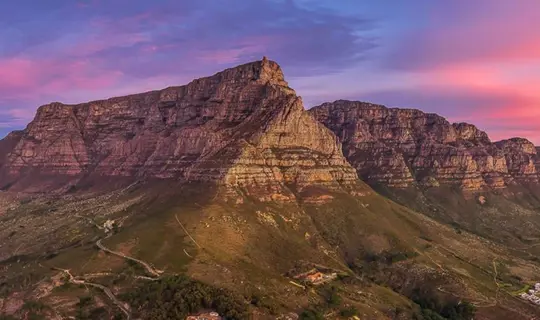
[0,59,362,201]
[310,100,540,190]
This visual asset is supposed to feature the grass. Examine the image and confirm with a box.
[4,181,540,319]
[510,284,531,296]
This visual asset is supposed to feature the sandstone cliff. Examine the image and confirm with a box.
[0,131,23,172]
[0,58,359,200]
[310,100,539,190]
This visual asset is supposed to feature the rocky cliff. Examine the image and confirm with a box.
[0,131,23,172]
[0,58,359,200]
[310,100,539,190]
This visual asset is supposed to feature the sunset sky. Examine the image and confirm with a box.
[1,0,539,142]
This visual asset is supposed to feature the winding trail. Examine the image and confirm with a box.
[53,267,132,319]
[48,215,167,319]
[50,234,165,320]
[96,237,163,278]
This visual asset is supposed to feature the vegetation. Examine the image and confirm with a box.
[299,285,353,320]
[122,275,248,319]
[411,288,476,320]
[339,306,358,318]
[19,300,51,320]
[321,285,342,307]
[250,293,279,314]
[77,295,93,308]
[363,250,419,265]
[300,309,325,320]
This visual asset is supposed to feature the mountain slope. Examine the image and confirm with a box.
[310,100,540,246]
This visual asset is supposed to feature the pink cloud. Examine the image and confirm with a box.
[197,46,262,64]
[0,59,35,88]
[68,32,149,56]
[0,108,36,128]
[0,57,124,100]
[196,35,277,64]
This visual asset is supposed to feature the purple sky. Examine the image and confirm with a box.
[1,0,540,143]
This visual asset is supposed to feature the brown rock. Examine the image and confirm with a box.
[310,100,538,190]
[0,59,360,201]
[0,131,23,171]
[494,138,539,183]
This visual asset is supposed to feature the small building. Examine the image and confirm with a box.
[103,219,115,233]
[305,272,324,283]
[186,311,221,320]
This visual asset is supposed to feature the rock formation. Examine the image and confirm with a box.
[0,131,23,172]
[310,100,539,190]
[0,59,360,201]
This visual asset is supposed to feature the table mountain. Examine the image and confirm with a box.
[0,58,359,201]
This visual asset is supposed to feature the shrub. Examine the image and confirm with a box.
[321,286,342,307]
[122,275,248,319]
[77,296,93,307]
[300,309,324,320]
[339,306,358,318]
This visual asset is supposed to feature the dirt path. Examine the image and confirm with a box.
[175,214,202,249]
[414,248,444,271]
[493,259,501,303]
[53,267,131,319]
[49,232,165,319]
[96,237,163,278]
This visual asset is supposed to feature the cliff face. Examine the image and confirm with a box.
[310,100,539,190]
[0,131,23,173]
[0,59,359,200]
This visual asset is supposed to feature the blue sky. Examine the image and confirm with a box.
[1,0,540,142]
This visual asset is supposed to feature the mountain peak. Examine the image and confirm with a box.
[236,57,288,87]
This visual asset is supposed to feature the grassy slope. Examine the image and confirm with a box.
[2,181,540,319]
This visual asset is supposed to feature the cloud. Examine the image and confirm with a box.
[384,1,540,70]
[0,58,124,100]
[0,0,378,134]
[77,0,377,78]
[1,0,537,145]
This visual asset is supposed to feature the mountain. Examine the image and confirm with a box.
[0,131,23,171]
[310,100,540,190]
[0,57,358,201]
[310,100,540,247]
[1,60,540,320]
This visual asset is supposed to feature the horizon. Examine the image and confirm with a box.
[1,0,539,142]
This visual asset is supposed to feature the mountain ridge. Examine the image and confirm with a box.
[0,58,361,202]
[309,99,539,190]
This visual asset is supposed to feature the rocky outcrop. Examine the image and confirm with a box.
[495,138,539,183]
[0,58,360,200]
[0,131,23,171]
[310,100,539,190]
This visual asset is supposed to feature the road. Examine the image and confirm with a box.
[53,267,132,319]
[96,237,162,278]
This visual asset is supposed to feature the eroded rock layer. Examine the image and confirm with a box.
[0,59,359,200]
[310,100,539,190]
